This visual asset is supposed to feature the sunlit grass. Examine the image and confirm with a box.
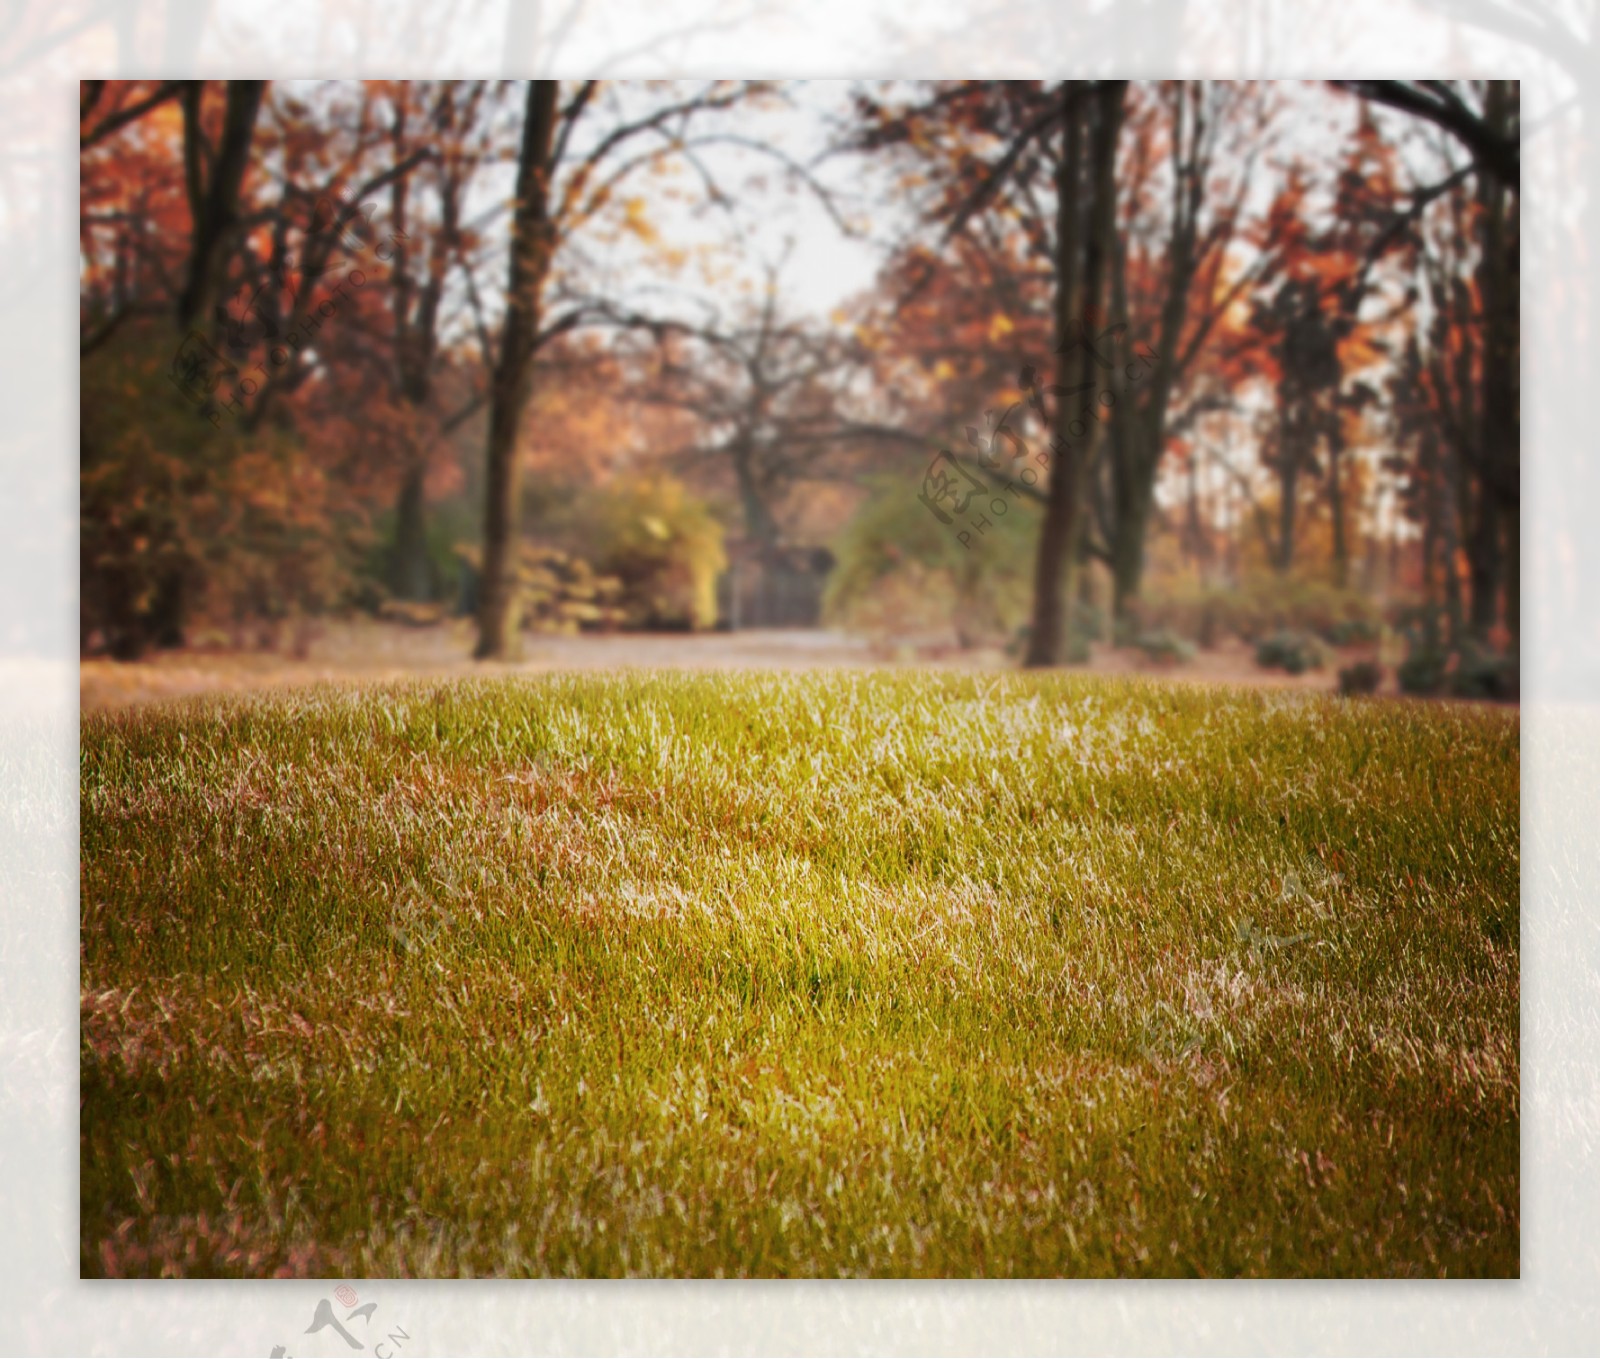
[80,671,1518,1276]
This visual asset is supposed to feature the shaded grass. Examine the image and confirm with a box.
[80,671,1518,1276]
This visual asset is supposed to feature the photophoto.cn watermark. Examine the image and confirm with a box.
[268,1285,410,1358]
[917,320,1158,547]
[387,871,453,958]
[170,190,411,429]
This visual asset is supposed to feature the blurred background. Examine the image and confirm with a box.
[78,77,1520,707]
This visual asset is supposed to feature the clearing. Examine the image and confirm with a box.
[80,619,1355,714]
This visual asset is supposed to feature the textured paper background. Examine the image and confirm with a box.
[5,2,1587,1351]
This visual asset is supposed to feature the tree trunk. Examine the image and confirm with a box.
[176,80,266,330]
[1111,476,1152,620]
[134,79,264,657]
[1502,497,1519,639]
[1276,476,1296,573]
[1102,83,1202,623]
[391,459,433,601]
[1184,451,1205,582]
[1327,421,1348,587]
[1024,84,1084,668]
[384,90,470,614]
[1441,443,1466,647]
[1420,434,1439,614]
[1026,81,1125,666]
[1275,412,1300,575]
[475,80,560,661]
[1466,493,1501,638]
[1476,79,1519,643]
[733,443,781,559]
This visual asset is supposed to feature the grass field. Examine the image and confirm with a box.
[80,671,1519,1277]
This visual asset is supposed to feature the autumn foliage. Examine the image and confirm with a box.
[80,79,1518,675]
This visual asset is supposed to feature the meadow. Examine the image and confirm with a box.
[79,671,1519,1276]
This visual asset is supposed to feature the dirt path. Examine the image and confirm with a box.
[80,619,1354,714]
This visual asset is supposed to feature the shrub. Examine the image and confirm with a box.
[826,478,1037,648]
[1450,646,1520,701]
[1394,636,1519,701]
[1390,600,1448,645]
[1055,601,1105,662]
[1255,629,1327,675]
[1135,577,1386,648]
[1327,617,1382,646]
[1134,627,1196,665]
[81,322,367,656]
[1397,645,1449,696]
[1337,660,1383,695]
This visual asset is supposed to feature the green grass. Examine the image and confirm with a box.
[80,671,1519,1277]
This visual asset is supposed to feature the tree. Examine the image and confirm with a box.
[607,256,905,564]
[1386,333,1465,644]
[848,79,1129,665]
[1097,81,1273,620]
[1334,81,1519,188]
[471,78,809,657]
[1025,80,1125,667]
[1254,274,1341,574]
[1338,79,1519,639]
[79,79,269,652]
[377,80,495,602]
[79,79,451,655]
[475,79,560,660]
[176,81,267,330]
[1473,80,1520,638]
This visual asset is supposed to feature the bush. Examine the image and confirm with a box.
[1450,646,1520,701]
[1337,660,1383,695]
[1397,645,1448,696]
[1135,577,1386,648]
[1394,635,1519,701]
[1255,629,1327,675]
[1327,617,1382,646]
[81,323,368,657]
[1055,601,1105,662]
[1390,600,1448,645]
[826,478,1037,648]
[1134,627,1196,665]
[377,599,449,628]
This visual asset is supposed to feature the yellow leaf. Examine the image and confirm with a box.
[622,197,659,246]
